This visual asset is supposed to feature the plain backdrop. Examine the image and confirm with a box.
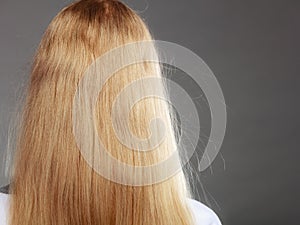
[0,0,299,225]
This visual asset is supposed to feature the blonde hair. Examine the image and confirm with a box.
[8,0,195,224]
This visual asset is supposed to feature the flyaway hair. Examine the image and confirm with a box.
[8,0,195,224]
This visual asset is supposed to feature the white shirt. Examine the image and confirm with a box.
[0,193,221,225]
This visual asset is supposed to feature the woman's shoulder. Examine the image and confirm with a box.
[0,193,9,225]
[187,198,222,225]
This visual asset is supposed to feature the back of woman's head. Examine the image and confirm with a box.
[9,0,195,224]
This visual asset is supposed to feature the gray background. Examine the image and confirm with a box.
[0,0,299,225]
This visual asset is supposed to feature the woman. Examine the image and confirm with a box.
[0,0,222,224]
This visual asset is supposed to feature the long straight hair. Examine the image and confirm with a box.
[8,0,195,224]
